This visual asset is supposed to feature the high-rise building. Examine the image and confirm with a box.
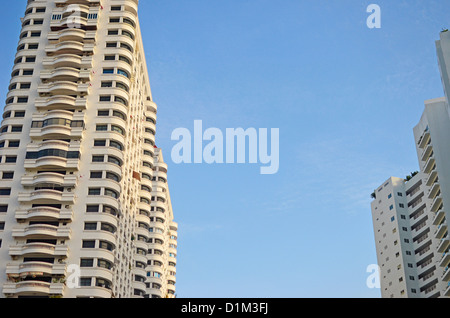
[370,32,450,298]
[0,0,178,298]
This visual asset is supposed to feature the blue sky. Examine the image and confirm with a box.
[1,0,450,298]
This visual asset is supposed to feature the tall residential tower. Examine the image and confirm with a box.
[0,0,178,298]
[370,31,450,298]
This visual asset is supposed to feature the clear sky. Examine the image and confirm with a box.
[1,0,450,298]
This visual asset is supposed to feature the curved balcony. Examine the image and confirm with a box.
[82,230,117,246]
[135,227,149,240]
[134,240,147,252]
[80,249,115,264]
[133,280,147,293]
[12,225,71,239]
[136,213,151,227]
[79,268,114,283]
[9,243,69,257]
[133,267,147,279]
[38,81,90,96]
[35,95,88,110]
[147,252,164,264]
[2,281,65,297]
[43,54,93,69]
[46,41,93,56]
[134,253,147,265]
[6,262,66,277]
[18,190,76,205]
[31,125,83,139]
[145,100,158,113]
[50,15,99,32]
[146,275,163,286]
[40,67,91,82]
[49,28,96,43]
[24,157,80,170]
[83,213,118,230]
[21,172,77,187]
[75,287,112,298]
[15,207,73,222]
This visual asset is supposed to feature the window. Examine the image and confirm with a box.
[123,18,135,27]
[101,81,113,87]
[118,55,131,65]
[399,203,405,208]
[122,30,134,40]
[86,205,99,213]
[80,259,94,267]
[82,240,96,248]
[94,140,107,147]
[106,42,117,48]
[111,6,122,11]
[2,172,14,179]
[96,124,108,131]
[88,188,101,196]
[0,188,11,196]
[103,68,114,74]
[5,156,17,163]
[109,18,120,23]
[92,155,104,163]
[117,69,129,78]
[112,111,125,120]
[99,96,111,102]
[108,156,121,166]
[8,140,20,148]
[105,189,118,199]
[389,205,394,211]
[52,14,62,20]
[391,216,395,222]
[0,222,4,230]
[84,223,97,230]
[109,141,123,150]
[11,126,22,132]
[0,205,7,213]
[108,30,119,36]
[111,125,124,135]
[388,194,392,199]
[98,110,110,116]
[80,278,92,287]
[90,171,103,179]
[87,13,98,20]
[14,111,25,117]
[106,172,120,182]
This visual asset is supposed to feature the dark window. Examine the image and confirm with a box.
[86,205,99,213]
[0,188,11,196]
[82,240,95,248]
[90,171,103,179]
[84,222,97,230]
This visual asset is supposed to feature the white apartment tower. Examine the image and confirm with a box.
[370,31,450,298]
[0,0,178,298]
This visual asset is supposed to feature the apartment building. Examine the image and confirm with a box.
[370,31,450,298]
[0,0,178,298]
